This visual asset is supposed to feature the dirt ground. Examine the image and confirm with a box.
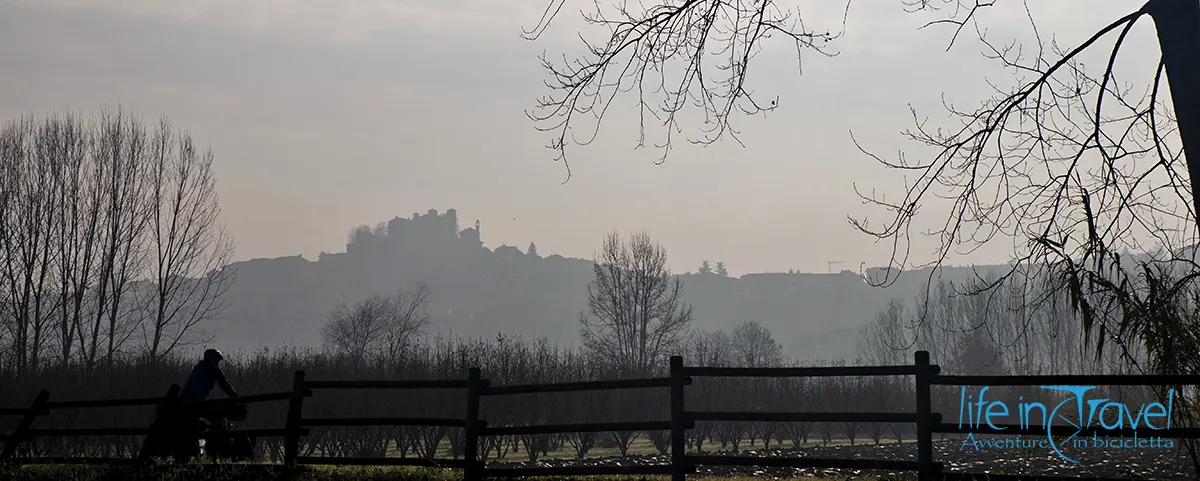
[482,437,1198,480]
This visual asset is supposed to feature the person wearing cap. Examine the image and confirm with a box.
[163,349,242,460]
[179,348,239,402]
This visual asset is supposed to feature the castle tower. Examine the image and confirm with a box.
[446,208,459,237]
[459,219,483,248]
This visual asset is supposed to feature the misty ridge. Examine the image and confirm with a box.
[213,207,1009,360]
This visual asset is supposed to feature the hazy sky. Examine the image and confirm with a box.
[0,0,1163,276]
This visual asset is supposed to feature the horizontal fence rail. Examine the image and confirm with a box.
[6,456,143,465]
[183,390,304,406]
[303,379,472,390]
[931,374,1200,386]
[681,364,921,378]
[42,397,169,409]
[0,408,46,416]
[2,351,1198,481]
[480,420,689,437]
[687,454,931,472]
[299,416,469,428]
[295,456,475,468]
[485,464,688,477]
[479,376,687,396]
[684,410,941,423]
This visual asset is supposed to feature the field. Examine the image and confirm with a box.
[4,436,1195,481]
[281,434,1193,480]
[420,437,871,461]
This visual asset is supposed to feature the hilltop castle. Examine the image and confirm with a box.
[328,208,484,260]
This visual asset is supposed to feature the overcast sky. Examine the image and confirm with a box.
[0,0,1162,276]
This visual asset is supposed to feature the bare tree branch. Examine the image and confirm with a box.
[526,0,847,178]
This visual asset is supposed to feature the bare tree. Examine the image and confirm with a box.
[580,231,693,377]
[47,113,98,370]
[729,321,783,367]
[321,284,432,362]
[141,118,234,363]
[0,152,8,371]
[687,328,734,366]
[94,111,153,369]
[1,116,62,376]
[68,109,152,371]
[380,284,432,361]
[855,298,911,366]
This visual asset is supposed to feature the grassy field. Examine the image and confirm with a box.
[0,437,915,480]
[434,437,907,461]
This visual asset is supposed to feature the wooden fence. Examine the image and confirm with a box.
[2,351,1199,481]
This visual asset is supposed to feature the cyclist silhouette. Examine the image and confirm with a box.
[180,349,239,402]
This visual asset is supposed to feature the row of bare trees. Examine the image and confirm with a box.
[0,110,233,377]
[857,272,1146,377]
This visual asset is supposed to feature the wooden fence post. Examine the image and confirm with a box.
[464,367,483,481]
[284,370,307,468]
[914,351,935,481]
[137,384,181,463]
[670,355,686,481]
[0,390,50,461]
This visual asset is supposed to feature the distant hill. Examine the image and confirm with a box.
[209,208,1004,360]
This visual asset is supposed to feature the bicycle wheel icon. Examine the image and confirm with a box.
[1041,385,1094,464]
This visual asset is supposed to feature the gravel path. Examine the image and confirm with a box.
[487,439,1199,480]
